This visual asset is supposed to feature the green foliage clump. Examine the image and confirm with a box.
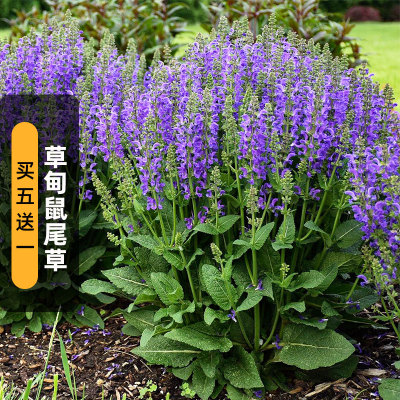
[206,0,361,66]
[75,15,399,399]
[6,0,188,59]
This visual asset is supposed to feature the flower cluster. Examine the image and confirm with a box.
[1,14,399,369]
[346,83,400,287]
[1,14,398,277]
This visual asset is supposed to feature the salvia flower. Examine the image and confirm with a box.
[228,309,237,322]
[272,334,282,350]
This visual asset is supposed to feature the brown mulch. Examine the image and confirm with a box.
[0,315,398,400]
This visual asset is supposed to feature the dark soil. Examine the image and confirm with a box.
[0,314,398,400]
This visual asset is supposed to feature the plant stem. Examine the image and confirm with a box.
[180,249,197,303]
[237,312,253,349]
[346,263,367,302]
[261,287,283,351]
[251,212,260,350]
[234,157,245,233]
[300,166,337,242]
[220,259,252,349]
[381,297,400,341]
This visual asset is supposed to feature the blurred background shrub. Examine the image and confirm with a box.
[3,0,363,66]
[1,0,398,87]
[205,0,361,65]
[320,0,400,22]
[4,0,189,57]
[0,0,43,27]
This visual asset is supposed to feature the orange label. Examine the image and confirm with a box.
[11,122,38,289]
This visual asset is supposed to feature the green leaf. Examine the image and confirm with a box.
[334,220,364,249]
[254,223,274,250]
[171,302,196,323]
[223,193,241,208]
[201,264,236,310]
[134,289,158,305]
[198,351,221,378]
[237,290,263,312]
[281,301,306,313]
[0,203,9,215]
[304,355,359,381]
[321,301,340,317]
[222,256,234,282]
[78,246,106,275]
[92,213,115,230]
[28,314,42,333]
[186,248,204,269]
[223,346,263,389]
[233,239,251,247]
[150,272,184,306]
[271,240,293,251]
[11,320,26,337]
[155,301,196,324]
[102,266,148,296]
[58,332,74,395]
[192,365,215,400]
[232,239,251,260]
[258,242,281,278]
[279,273,297,289]
[122,324,141,337]
[95,293,116,304]
[194,222,219,235]
[320,252,362,274]
[287,315,328,330]
[288,270,326,291]
[132,335,200,367]
[379,379,400,400]
[163,250,184,271]
[226,385,251,400]
[165,322,232,352]
[304,220,326,234]
[275,213,295,245]
[232,262,251,296]
[123,309,156,333]
[316,263,339,292]
[172,363,195,380]
[280,324,354,370]
[79,210,98,237]
[75,306,104,329]
[133,198,144,213]
[204,307,229,325]
[135,247,169,280]
[217,215,240,234]
[128,235,162,252]
[260,276,274,300]
[141,327,155,347]
[81,279,116,295]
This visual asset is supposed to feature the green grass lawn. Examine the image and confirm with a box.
[352,22,400,105]
[173,24,209,58]
[0,28,10,40]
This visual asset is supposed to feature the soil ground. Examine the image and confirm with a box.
[0,314,398,400]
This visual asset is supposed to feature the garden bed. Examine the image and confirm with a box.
[0,313,398,399]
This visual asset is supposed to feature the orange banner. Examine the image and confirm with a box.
[11,122,38,289]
